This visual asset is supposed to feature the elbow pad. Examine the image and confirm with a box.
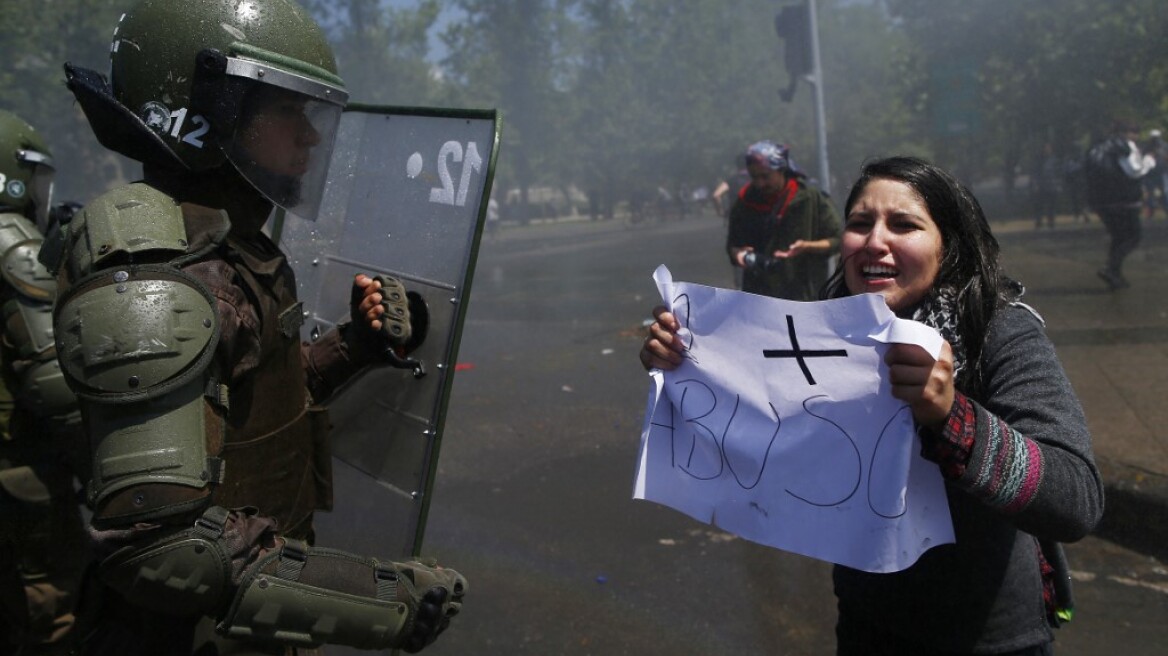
[0,212,56,304]
[0,214,77,417]
[55,264,224,527]
[53,184,229,528]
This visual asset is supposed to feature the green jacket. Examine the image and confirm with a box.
[726,180,841,301]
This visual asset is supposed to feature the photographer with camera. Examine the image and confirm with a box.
[726,140,841,300]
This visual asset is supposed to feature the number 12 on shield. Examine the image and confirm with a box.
[429,140,483,207]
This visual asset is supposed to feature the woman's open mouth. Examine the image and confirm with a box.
[862,264,898,280]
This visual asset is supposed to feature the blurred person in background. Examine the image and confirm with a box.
[0,108,88,656]
[711,154,751,223]
[1085,120,1156,290]
[1029,142,1062,229]
[1141,129,1168,219]
[1061,147,1090,223]
[712,153,752,288]
[725,140,840,301]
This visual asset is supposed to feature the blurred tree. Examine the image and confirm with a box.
[883,0,1168,189]
[816,0,925,193]
[618,0,785,200]
[439,0,573,223]
[304,0,446,106]
[556,0,812,219]
[553,0,918,215]
[9,0,1163,223]
[557,0,638,220]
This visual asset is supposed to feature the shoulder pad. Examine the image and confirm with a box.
[69,182,189,275]
[0,212,55,301]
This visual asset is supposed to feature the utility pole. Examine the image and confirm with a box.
[806,0,830,196]
[775,0,831,196]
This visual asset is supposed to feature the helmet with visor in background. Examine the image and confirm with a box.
[0,109,55,231]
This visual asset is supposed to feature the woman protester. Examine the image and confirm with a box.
[640,156,1103,655]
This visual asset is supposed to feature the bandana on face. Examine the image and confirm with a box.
[745,140,793,172]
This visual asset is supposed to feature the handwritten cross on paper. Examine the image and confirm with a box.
[762,315,848,385]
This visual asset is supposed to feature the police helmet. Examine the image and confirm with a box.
[0,109,55,231]
[68,0,348,219]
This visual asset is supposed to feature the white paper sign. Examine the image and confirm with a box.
[635,266,955,573]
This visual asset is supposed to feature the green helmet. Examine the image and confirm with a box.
[0,109,55,229]
[70,0,347,219]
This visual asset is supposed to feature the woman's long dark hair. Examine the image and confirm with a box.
[822,156,1019,394]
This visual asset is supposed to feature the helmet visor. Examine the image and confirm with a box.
[15,149,54,231]
[223,79,343,221]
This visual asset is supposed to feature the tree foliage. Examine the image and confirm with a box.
[883,0,1168,183]
[304,0,445,106]
[2,0,1165,219]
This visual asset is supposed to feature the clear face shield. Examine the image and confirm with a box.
[220,59,347,220]
[14,149,55,232]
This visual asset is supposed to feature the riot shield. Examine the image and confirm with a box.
[278,104,499,565]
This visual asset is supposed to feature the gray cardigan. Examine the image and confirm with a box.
[833,303,1105,653]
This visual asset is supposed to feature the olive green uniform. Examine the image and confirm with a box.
[0,108,87,655]
[0,212,88,654]
[56,2,466,652]
[62,168,366,655]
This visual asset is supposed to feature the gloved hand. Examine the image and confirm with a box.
[391,560,467,653]
[349,274,429,377]
[351,273,413,348]
[742,251,782,271]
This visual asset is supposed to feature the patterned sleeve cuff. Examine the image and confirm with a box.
[919,391,976,480]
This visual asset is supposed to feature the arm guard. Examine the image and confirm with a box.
[0,213,76,418]
[100,506,465,652]
[0,212,56,304]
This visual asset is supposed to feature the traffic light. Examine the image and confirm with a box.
[774,2,812,102]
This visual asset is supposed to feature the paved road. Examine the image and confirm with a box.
[402,213,1168,655]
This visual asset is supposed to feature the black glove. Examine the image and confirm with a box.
[349,275,429,375]
[392,560,467,653]
[370,275,413,346]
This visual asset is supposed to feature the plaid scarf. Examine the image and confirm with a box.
[909,287,966,381]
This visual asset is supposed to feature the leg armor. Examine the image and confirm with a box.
[98,507,465,652]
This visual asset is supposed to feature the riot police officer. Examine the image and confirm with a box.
[51,1,465,653]
[0,108,88,655]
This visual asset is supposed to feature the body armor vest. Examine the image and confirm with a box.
[53,182,329,534]
[203,229,329,541]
